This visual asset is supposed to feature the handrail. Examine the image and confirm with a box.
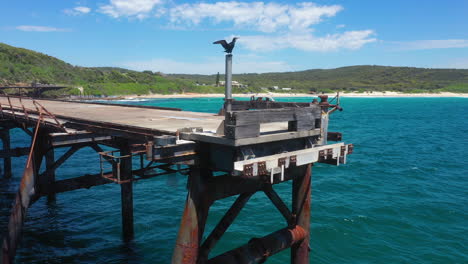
[0,95,68,132]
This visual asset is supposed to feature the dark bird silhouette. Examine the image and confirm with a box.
[213,37,239,53]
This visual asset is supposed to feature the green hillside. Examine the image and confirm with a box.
[173,66,468,93]
[1,42,467,96]
[0,42,223,96]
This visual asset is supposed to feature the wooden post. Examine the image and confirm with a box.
[291,164,312,264]
[119,141,134,242]
[1,129,12,178]
[172,167,212,264]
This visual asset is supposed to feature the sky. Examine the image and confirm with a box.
[1,0,467,74]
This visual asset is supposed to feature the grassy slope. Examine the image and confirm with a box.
[0,42,222,96]
[173,66,468,93]
[1,42,468,96]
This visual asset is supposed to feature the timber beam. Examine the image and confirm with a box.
[230,100,312,111]
[50,131,112,147]
[224,106,322,139]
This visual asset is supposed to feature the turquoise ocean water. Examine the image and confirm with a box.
[0,97,467,263]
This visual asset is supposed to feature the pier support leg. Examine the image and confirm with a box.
[291,164,312,264]
[172,167,212,264]
[1,129,12,178]
[1,130,46,264]
[45,148,56,201]
[119,141,134,242]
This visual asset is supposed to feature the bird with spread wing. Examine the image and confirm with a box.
[213,37,239,54]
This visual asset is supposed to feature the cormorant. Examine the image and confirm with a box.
[213,37,239,54]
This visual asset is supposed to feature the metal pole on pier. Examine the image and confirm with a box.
[119,141,134,242]
[224,54,233,112]
[0,129,12,178]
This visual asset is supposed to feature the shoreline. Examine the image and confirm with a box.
[120,91,468,99]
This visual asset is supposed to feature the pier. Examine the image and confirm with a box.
[0,94,352,263]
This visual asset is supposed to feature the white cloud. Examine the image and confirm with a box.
[100,0,163,19]
[95,1,375,52]
[121,57,294,74]
[16,25,70,32]
[240,30,377,52]
[395,39,468,50]
[64,6,91,16]
[336,24,346,29]
[169,2,342,32]
[435,58,468,69]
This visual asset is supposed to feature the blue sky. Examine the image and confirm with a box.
[1,0,467,74]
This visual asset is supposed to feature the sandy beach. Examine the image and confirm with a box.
[123,91,468,99]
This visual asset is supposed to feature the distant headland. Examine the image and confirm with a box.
[1,42,467,98]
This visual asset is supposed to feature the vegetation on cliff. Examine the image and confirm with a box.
[1,42,467,96]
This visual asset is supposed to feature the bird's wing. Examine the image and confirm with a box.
[213,40,228,45]
[213,40,230,49]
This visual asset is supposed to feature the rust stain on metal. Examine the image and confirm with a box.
[318,150,325,158]
[340,145,346,156]
[243,164,253,177]
[290,155,297,164]
[258,161,267,176]
[278,157,286,167]
[347,144,354,154]
[288,225,307,242]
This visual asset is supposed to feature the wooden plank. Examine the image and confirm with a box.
[226,106,320,126]
[231,100,312,110]
[181,129,321,147]
[224,124,260,139]
[288,119,316,131]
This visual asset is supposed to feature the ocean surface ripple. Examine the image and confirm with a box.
[0,97,467,263]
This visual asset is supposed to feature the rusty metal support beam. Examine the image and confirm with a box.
[38,144,84,179]
[263,184,293,225]
[45,148,56,201]
[291,164,312,264]
[40,163,185,196]
[207,176,265,201]
[119,140,134,242]
[47,173,112,194]
[199,192,254,262]
[206,174,295,201]
[1,125,46,263]
[207,225,307,264]
[90,143,115,165]
[172,167,213,264]
[0,147,30,158]
[1,164,35,263]
[50,131,112,147]
[0,129,12,178]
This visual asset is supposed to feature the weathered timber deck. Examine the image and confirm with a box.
[0,97,322,146]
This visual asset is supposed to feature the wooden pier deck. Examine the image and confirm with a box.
[0,95,352,264]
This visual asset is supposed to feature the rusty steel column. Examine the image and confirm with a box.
[119,141,134,242]
[45,148,56,201]
[1,129,12,178]
[172,167,212,264]
[1,129,46,264]
[291,164,312,264]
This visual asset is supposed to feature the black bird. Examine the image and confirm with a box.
[213,37,239,53]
